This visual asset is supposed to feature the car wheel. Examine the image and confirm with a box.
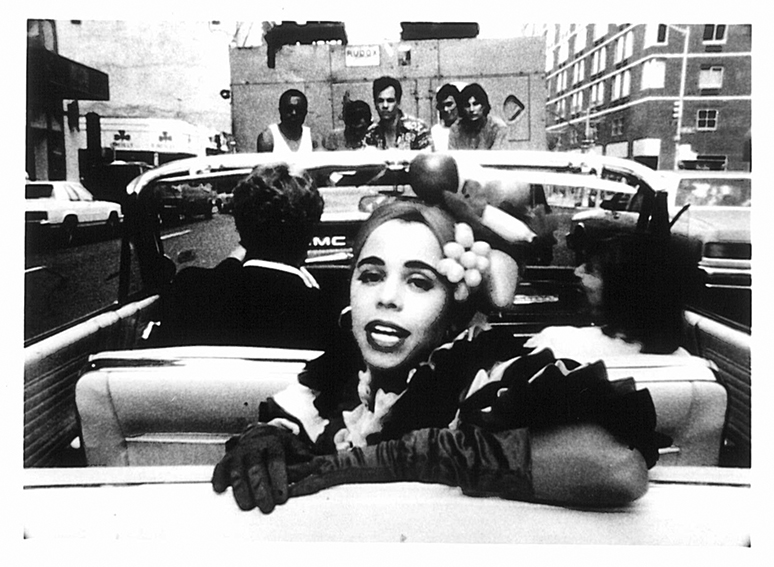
[61,216,78,246]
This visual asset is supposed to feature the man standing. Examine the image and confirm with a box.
[257,89,316,153]
[431,83,462,152]
[364,76,431,150]
[448,83,508,150]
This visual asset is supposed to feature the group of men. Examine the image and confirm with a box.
[256,76,509,154]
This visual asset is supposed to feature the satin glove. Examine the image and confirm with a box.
[211,423,315,513]
[287,425,533,502]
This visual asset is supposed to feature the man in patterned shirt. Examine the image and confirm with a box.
[364,76,432,150]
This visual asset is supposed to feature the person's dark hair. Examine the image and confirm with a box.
[232,163,323,264]
[460,83,491,117]
[344,100,372,126]
[435,83,462,110]
[279,89,308,110]
[372,76,402,103]
[581,232,695,354]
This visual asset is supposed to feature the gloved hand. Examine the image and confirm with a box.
[286,425,533,503]
[211,423,316,513]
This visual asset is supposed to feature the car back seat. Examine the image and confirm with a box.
[76,348,726,467]
[76,346,321,466]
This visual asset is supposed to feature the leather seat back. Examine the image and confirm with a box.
[76,349,726,467]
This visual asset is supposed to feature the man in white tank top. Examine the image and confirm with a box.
[257,89,315,153]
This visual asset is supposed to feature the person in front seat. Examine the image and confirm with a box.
[151,162,331,349]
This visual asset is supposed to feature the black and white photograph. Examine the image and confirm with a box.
[11,2,763,563]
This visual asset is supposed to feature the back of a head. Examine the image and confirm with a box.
[344,100,372,126]
[232,163,323,264]
[587,232,694,353]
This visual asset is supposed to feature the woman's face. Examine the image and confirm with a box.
[350,219,453,375]
[463,95,485,124]
[574,259,604,311]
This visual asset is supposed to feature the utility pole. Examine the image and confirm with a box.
[670,25,690,171]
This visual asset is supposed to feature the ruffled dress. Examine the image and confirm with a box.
[259,316,671,469]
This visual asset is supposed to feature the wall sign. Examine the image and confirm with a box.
[345,45,380,67]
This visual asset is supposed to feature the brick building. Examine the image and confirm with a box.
[544,24,751,171]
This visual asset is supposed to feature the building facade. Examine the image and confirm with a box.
[26,20,109,181]
[544,24,751,171]
[31,20,235,180]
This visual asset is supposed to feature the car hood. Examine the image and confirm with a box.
[672,208,750,243]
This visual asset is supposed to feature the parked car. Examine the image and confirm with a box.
[22,151,751,544]
[156,181,220,222]
[568,170,751,291]
[25,180,123,245]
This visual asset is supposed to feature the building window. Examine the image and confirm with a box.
[546,49,554,73]
[641,59,666,89]
[555,98,567,119]
[614,37,624,63]
[574,24,586,54]
[591,81,605,106]
[624,31,634,59]
[615,31,634,63]
[558,40,569,64]
[611,71,629,100]
[644,24,668,47]
[571,91,585,114]
[572,59,586,85]
[590,46,607,75]
[621,69,631,97]
[699,66,724,89]
[611,117,624,137]
[703,25,727,43]
[697,109,719,130]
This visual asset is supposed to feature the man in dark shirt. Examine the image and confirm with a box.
[154,163,331,349]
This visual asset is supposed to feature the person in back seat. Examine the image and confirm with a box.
[527,230,697,360]
[151,162,330,348]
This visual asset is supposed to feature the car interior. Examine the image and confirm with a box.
[23,152,752,472]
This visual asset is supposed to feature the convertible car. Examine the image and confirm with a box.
[22,150,752,544]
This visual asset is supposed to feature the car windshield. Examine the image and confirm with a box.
[674,177,751,208]
[26,184,54,199]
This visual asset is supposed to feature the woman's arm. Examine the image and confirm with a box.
[531,423,648,506]
[285,423,648,510]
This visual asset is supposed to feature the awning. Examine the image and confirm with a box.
[27,46,109,102]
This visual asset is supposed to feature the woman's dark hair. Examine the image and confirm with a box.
[372,76,402,103]
[582,232,695,354]
[344,100,372,126]
[435,83,462,110]
[460,83,491,117]
[232,163,323,264]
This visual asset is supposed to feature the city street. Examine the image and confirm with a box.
[24,213,239,342]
